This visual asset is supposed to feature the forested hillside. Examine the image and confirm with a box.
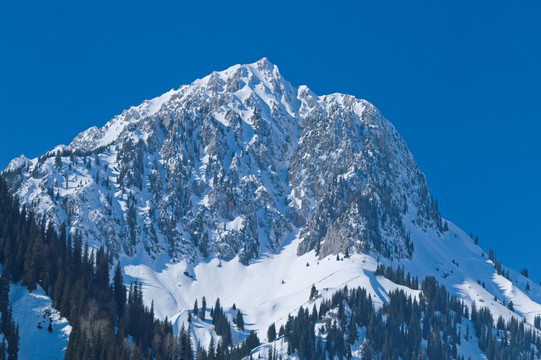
[3,174,541,359]
[0,177,178,359]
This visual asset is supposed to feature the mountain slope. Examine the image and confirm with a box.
[121,219,541,355]
[8,282,71,359]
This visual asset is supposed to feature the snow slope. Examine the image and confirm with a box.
[8,283,71,360]
[123,218,541,359]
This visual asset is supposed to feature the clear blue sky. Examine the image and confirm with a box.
[1,1,540,280]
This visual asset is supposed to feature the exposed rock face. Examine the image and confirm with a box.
[2,58,444,264]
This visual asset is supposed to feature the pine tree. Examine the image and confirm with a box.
[443,220,449,232]
[0,338,6,360]
[0,271,9,329]
[236,310,244,331]
[193,299,199,318]
[7,324,18,360]
[267,323,276,342]
[196,345,207,360]
[508,301,514,311]
[310,284,318,300]
[207,337,215,360]
[113,262,126,317]
[201,296,206,320]
[534,315,541,330]
[244,331,260,355]
[1,307,12,340]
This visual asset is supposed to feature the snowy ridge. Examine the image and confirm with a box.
[2,58,441,264]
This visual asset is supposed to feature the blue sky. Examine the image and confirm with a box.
[1,1,540,280]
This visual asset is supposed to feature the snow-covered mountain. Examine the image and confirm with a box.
[2,58,441,264]
[4,58,541,358]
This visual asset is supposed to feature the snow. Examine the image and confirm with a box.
[9,283,70,360]
[142,89,176,117]
[124,235,383,347]
[226,216,245,231]
[376,276,421,302]
[121,218,541,359]
[97,118,128,148]
[492,272,541,324]
[5,155,31,173]
[1,222,516,359]
[397,220,541,334]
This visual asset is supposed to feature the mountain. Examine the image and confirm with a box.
[2,58,442,265]
[3,58,541,359]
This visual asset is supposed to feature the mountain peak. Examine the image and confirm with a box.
[255,56,273,69]
[194,57,287,96]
